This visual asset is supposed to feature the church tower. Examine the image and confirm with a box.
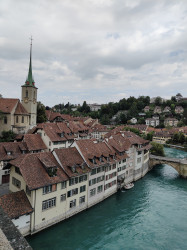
[21,38,38,127]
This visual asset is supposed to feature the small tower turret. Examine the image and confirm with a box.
[21,37,38,127]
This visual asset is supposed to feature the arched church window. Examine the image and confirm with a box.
[26,90,28,98]
[16,116,19,123]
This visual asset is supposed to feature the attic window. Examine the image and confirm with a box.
[47,167,57,177]
[99,156,104,162]
[92,157,96,164]
[60,132,65,138]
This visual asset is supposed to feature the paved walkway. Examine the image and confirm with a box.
[0,184,10,197]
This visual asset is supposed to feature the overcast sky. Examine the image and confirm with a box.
[0,0,187,107]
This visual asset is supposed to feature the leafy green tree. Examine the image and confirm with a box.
[155,96,162,106]
[173,133,179,143]
[37,102,47,123]
[146,132,154,141]
[151,142,165,156]
[100,114,110,125]
[179,133,185,144]
[0,130,16,142]
[128,102,138,118]
[137,117,145,124]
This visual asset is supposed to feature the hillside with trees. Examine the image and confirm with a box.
[49,95,187,126]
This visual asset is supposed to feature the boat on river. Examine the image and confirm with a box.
[124,183,134,190]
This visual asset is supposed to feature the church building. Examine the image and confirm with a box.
[0,41,38,135]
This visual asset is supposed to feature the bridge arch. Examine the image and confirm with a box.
[149,155,187,178]
[149,159,180,174]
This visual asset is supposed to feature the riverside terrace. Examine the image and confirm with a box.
[0,134,151,235]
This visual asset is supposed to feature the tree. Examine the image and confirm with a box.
[151,142,165,156]
[0,130,16,142]
[146,132,154,141]
[173,133,179,143]
[179,133,185,144]
[100,114,110,125]
[155,97,162,106]
[128,102,138,118]
[37,102,47,123]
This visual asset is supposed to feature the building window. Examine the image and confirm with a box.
[49,141,51,146]
[113,164,116,169]
[4,116,7,124]
[26,90,28,98]
[91,168,96,175]
[70,199,76,208]
[26,185,31,196]
[60,194,66,202]
[15,167,21,175]
[16,116,18,123]
[12,177,21,189]
[137,158,141,164]
[69,178,75,186]
[80,185,86,193]
[90,188,96,197]
[67,188,78,197]
[43,185,52,195]
[22,116,24,123]
[61,181,66,189]
[97,185,103,193]
[42,197,56,210]
[79,196,85,204]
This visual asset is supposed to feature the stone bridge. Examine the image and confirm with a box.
[149,154,187,178]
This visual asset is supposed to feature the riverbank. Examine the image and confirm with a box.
[27,147,187,250]
[164,143,187,152]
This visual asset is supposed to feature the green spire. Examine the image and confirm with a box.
[25,37,36,87]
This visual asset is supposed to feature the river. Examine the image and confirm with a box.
[27,147,187,250]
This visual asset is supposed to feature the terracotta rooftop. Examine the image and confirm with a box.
[0,142,27,161]
[76,140,116,168]
[0,98,19,113]
[54,147,90,177]
[14,102,28,115]
[0,190,33,219]
[23,134,47,151]
[10,152,68,190]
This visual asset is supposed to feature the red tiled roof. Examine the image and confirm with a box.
[76,140,116,168]
[14,102,28,115]
[0,190,33,219]
[24,134,47,151]
[10,152,69,190]
[0,98,19,113]
[54,147,90,177]
[0,142,27,161]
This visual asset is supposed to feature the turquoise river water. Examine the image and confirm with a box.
[27,147,187,250]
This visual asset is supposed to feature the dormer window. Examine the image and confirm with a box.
[113,155,116,160]
[47,167,57,177]
[99,156,104,162]
[60,132,65,138]
[92,157,96,164]
[81,163,86,170]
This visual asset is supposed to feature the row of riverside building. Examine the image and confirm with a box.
[0,130,151,236]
